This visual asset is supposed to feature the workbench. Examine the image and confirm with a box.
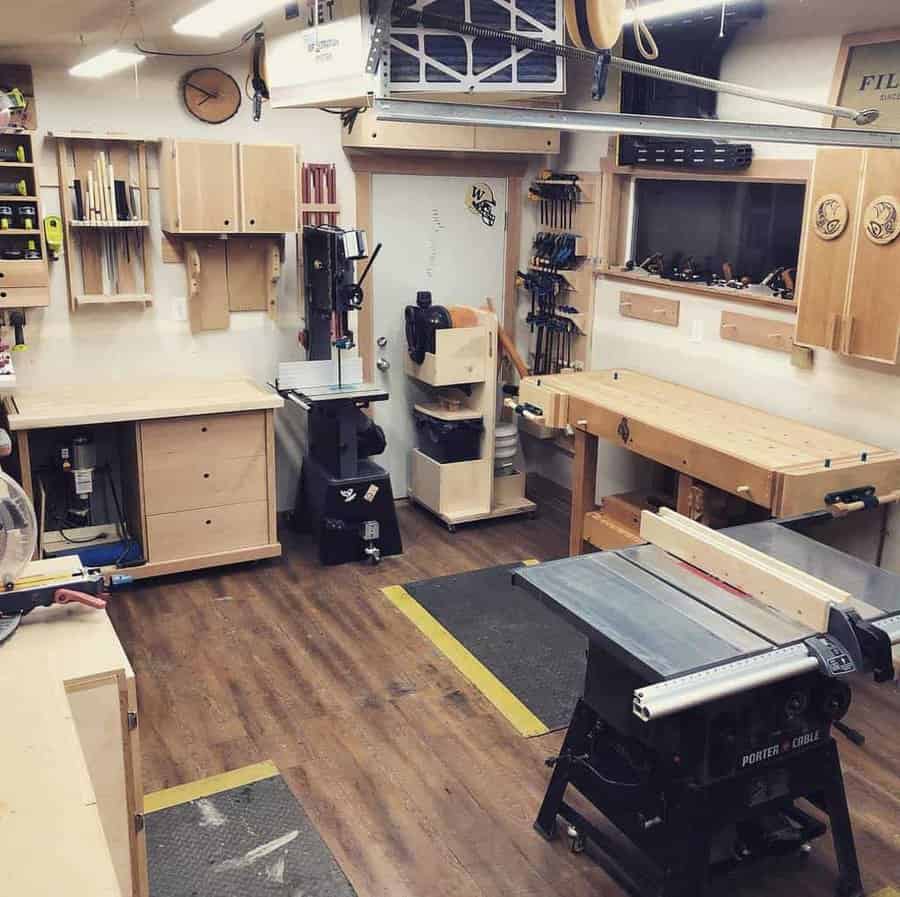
[4,378,284,578]
[0,572,146,896]
[517,371,900,555]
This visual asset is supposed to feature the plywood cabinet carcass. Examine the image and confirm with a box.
[161,139,297,234]
[795,148,900,364]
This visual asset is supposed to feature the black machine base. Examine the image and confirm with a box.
[295,455,402,566]
[536,699,863,897]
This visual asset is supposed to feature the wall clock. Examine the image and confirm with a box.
[182,67,242,124]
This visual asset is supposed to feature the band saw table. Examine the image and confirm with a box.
[512,370,900,555]
[513,510,900,897]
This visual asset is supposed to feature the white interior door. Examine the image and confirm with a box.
[371,173,508,498]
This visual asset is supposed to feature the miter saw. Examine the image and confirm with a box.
[0,468,128,645]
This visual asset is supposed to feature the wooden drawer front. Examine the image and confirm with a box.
[147,500,269,562]
[143,454,267,515]
[0,259,47,288]
[141,411,265,459]
[0,286,48,307]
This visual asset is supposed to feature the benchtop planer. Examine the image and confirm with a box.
[514,515,900,897]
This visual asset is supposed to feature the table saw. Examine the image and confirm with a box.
[513,511,900,897]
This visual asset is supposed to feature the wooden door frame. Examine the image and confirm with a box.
[350,152,528,379]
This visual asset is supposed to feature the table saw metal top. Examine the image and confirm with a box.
[512,519,900,688]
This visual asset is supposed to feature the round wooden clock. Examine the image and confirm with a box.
[182,67,242,124]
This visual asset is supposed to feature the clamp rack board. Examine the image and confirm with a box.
[515,369,900,552]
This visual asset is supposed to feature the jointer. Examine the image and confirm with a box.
[513,509,900,897]
[508,370,900,555]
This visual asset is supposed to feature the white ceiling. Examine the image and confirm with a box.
[1,0,898,66]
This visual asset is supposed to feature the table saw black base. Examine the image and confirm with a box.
[536,698,862,897]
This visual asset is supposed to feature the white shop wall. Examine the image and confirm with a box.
[25,56,353,510]
[532,4,900,572]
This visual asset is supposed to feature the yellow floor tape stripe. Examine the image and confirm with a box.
[144,760,279,814]
[872,888,900,897]
[381,582,549,738]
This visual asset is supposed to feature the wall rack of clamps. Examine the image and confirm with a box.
[522,170,601,375]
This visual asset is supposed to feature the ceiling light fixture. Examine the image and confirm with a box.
[69,48,146,78]
[621,0,731,25]
[172,0,283,38]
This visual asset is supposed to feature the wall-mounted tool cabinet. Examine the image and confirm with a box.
[160,139,298,234]
[795,148,900,364]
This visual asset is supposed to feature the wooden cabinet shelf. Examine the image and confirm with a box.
[0,132,48,306]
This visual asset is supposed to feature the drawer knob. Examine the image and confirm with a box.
[205,519,212,525]
[203,472,210,479]
[201,426,208,433]
[0,292,5,299]
[249,218,256,225]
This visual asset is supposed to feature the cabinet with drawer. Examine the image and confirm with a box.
[139,409,277,569]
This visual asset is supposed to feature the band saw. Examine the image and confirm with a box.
[514,508,900,897]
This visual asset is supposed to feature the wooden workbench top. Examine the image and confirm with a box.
[5,377,283,430]
[520,370,900,516]
[523,370,887,470]
[0,591,131,896]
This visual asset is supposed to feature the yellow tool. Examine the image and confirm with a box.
[44,215,63,260]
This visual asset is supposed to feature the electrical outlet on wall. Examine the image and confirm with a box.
[689,320,703,342]
[173,297,188,322]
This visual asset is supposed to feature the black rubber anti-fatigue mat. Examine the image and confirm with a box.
[404,562,586,732]
[146,773,356,897]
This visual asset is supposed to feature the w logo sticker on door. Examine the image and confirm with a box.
[466,182,497,227]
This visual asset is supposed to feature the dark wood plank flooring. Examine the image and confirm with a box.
[108,477,900,897]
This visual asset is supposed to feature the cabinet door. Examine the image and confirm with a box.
[844,150,900,363]
[173,140,239,232]
[239,143,298,233]
[794,149,863,351]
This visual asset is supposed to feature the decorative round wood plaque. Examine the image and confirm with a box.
[813,193,848,240]
[863,194,900,245]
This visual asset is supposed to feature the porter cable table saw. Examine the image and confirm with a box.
[514,509,900,897]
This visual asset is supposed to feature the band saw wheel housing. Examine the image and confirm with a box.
[565,0,624,50]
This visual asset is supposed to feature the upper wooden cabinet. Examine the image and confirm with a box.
[239,143,298,233]
[796,148,900,364]
[161,139,297,234]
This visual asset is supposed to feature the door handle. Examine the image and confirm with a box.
[376,357,391,372]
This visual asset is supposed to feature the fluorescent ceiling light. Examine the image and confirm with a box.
[621,0,729,25]
[173,0,283,37]
[69,49,146,78]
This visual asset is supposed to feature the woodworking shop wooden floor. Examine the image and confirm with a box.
[109,477,900,897]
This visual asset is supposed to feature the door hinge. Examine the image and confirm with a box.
[134,813,145,833]
[127,711,138,731]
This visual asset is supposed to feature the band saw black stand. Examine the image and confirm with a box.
[282,225,402,566]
